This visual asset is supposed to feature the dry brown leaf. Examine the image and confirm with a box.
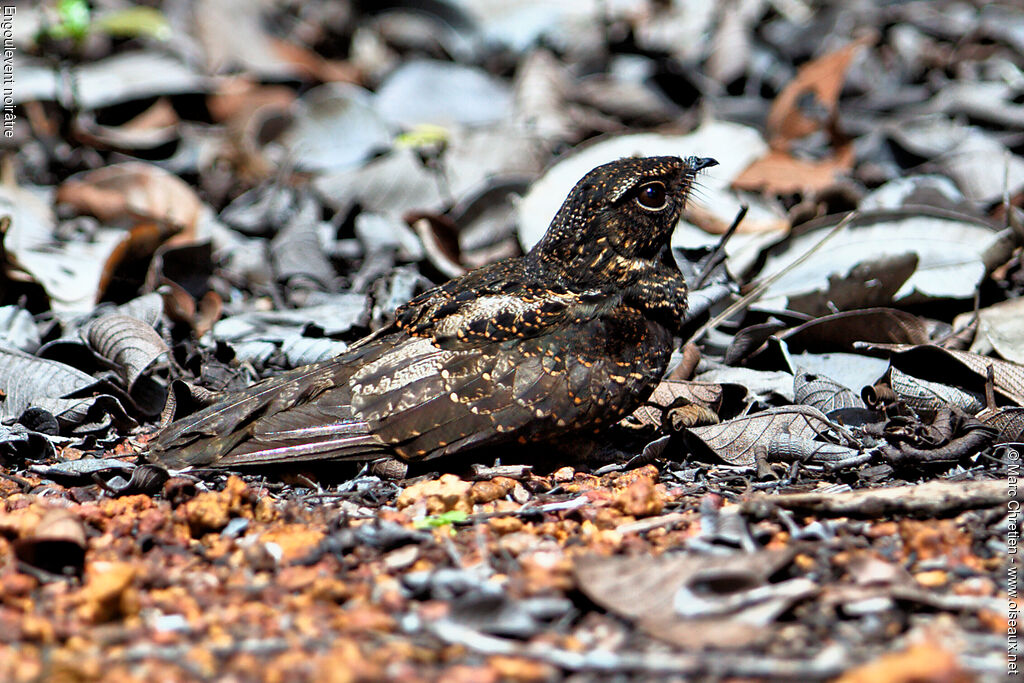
[766,34,875,147]
[411,215,467,280]
[732,144,855,194]
[73,98,180,152]
[734,35,872,195]
[159,278,197,326]
[195,290,224,339]
[122,97,180,132]
[93,221,186,302]
[13,509,87,577]
[57,162,203,237]
[207,77,296,124]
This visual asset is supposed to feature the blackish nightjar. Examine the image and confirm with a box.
[148,155,717,468]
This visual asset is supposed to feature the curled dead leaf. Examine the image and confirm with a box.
[627,380,726,429]
[978,407,1024,443]
[85,313,170,389]
[410,214,467,280]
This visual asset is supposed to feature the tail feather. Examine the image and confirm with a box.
[148,331,411,468]
[216,429,387,467]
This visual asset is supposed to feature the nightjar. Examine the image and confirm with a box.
[148,155,717,468]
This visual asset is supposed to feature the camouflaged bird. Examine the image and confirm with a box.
[148,155,717,468]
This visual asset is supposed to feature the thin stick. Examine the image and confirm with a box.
[686,210,859,345]
[692,204,748,289]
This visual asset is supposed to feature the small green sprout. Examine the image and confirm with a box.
[413,510,469,532]
[48,0,91,42]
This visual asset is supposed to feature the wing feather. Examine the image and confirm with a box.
[148,262,677,469]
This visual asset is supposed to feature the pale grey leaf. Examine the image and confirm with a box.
[767,433,861,464]
[114,292,165,329]
[314,148,445,219]
[0,347,101,421]
[15,52,207,108]
[376,59,512,127]
[0,306,41,353]
[887,366,984,414]
[755,211,1001,309]
[280,336,349,366]
[0,423,56,461]
[73,51,208,110]
[957,297,1024,364]
[269,193,335,290]
[784,352,889,398]
[2,182,130,312]
[929,127,1024,203]
[212,297,368,342]
[277,83,392,172]
[694,366,794,403]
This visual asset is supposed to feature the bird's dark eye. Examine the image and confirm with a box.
[635,182,668,211]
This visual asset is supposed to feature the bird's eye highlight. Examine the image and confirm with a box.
[635,182,668,211]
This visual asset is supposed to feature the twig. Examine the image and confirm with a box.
[467,464,533,480]
[616,511,688,535]
[0,470,34,492]
[692,205,747,290]
[686,211,858,345]
[741,479,1014,519]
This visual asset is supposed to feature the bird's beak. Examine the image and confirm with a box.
[689,157,719,172]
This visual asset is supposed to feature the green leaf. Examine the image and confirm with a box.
[413,510,468,530]
[95,7,172,41]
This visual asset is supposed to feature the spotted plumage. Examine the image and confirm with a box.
[147,155,716,468]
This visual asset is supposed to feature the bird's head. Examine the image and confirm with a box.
[531,155,717,283]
